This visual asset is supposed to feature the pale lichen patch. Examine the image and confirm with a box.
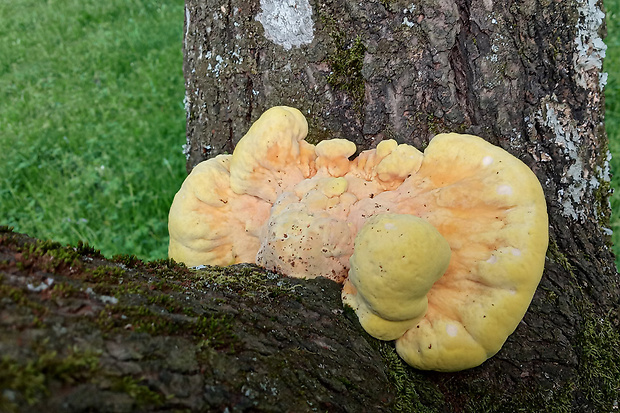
[184,5,190,50]
[402,4,417,27]
[539,100,593,221]
[573,0,606,90]
[255,0,315,50]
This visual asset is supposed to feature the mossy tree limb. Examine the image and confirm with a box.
[0,231,393,412]
[1,226,618,411]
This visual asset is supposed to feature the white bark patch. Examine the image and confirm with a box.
[573,0,606,90]
[28,277,54,292]
[544,103,585,220]
[255,0,314,50]
[182,91,191,160]
[540,101,594,222]
[184,6,190,50]
[402,4,417,27]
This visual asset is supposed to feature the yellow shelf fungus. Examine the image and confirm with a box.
[168,106,549,371]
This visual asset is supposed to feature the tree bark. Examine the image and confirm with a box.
[0,231,396,412]
[180,0,619,410]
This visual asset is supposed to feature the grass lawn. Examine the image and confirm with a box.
[606,0,620,268]
[0,0,186,261]
[1,0,620,265]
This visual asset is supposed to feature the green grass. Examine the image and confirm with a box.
[607,1,620,267]
[0,0,186,260]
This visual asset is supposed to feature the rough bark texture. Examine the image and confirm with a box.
[1,230,397,412]
[179,0,620,410]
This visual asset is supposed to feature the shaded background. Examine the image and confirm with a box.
[1,0,620,266]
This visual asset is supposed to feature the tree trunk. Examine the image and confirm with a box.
[181,0,619,410]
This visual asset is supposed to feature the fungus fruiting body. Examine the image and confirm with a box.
[168,106,548,371]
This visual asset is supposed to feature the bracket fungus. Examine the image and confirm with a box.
[168,106,549,371]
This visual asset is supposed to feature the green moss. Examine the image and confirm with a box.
[378,342,444,412]
[576,306,620,411]
[594,179,612,226]
[0,347,100,411]
[146,257,184,271]
[112,253,143,268]
[74,240,103,258]
[379,0,395,10]
[49,281,81,299]
[194,264,301,300]
[462,380,574,413]
[112,277,184,299]
[0,284,48,319]
[337,376,353,389]
[326,35,366,112]
[452,300,619,413]
[96,303,237,350]
[317,9,366,113]
[425,113,468,136]
[540,286,559,304]
[545,238,575,278]
[195,314,238,352]
[88,266,125,281]
[304,120,333,146]
[149,278,185,293]
[342,302,357,319]
[146,293,176,307]
[454,298,618,412]
[97,304,174,335]
[146,292,190,313]
[426,114,442,136]
[144,257,190,281]
[17,239,82,272]
[109,376,166,408]
[115,281,147,296]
